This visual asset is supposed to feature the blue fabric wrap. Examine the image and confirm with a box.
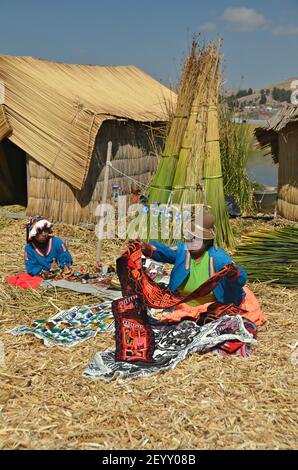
[148,241,247,306]
[24,236,73,275]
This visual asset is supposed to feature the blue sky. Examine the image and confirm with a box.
[0,0,297,89]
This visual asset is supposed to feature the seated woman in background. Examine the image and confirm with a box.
[142,212,267,326]
[24,215,73,279]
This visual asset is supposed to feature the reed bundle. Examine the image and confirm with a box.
[147,40,234,247]
[171,47,214,205]
[148,42,202,204]
[219,103,253,213]
[234,226,298,287]
[201,45,234,248]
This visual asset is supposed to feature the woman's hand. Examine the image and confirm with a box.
[40,270,55,280]
[141,242,153,258]
[226,264,239,280]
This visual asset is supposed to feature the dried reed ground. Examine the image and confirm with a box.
[0,216,297,450]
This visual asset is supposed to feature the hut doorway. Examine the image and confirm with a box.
[0,139,27,206]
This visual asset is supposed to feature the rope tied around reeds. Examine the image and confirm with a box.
[160,154,180,159]
[173,115,189,119]
[106,161,207,196]
[202,175,223,180]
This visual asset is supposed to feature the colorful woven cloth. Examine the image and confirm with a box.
[161,286,268,327]
[116,241,234,309]
[84,314,256,382]
[10,301,114,347]
[6,273,43,289]
[113,295,155,363]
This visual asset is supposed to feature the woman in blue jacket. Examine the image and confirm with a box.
[24,215,73,278]
[141,212,267,326]
[142,212,246,306]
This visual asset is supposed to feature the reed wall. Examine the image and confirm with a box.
[277,128,298,221]
[26,119,163,224]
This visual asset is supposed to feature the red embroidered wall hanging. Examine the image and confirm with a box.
[112,295,155,363]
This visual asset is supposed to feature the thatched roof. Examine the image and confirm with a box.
[255,105,298,162]
[0,56,176,189]
[0,104,12,141]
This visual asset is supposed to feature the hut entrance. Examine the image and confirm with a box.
[0,139,27,206]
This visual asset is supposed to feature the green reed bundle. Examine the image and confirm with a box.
[203,46,234,248]
[219,102,253,213]
[147,40,234,248]
[234,227,298,287]
[171,46,214,205]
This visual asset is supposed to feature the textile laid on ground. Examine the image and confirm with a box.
[117,241,234,309]
[194,302,248,326]
[112,295,155,363]
[84,314,256,382]
[213,318,257,357]
[160,301,258,357]
[161,286,268,327]
[40,279,122,300]
[10,302,114,347]
[5,273,43,289]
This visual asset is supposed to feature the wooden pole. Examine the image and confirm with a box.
[96,141,112,268]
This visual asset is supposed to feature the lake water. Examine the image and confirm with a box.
[246,149,278,187]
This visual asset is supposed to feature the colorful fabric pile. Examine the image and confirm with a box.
[84,315,256,382]
[10,301,114,347]
[117,240,235,309]
[160,286,267,327]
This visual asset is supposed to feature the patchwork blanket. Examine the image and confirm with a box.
[84,314,256,382]
[10,301,114,347]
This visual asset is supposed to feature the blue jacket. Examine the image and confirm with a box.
[148,241,247,305]
[24,236,72,276]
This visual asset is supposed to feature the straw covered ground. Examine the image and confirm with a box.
[0,216,297,450]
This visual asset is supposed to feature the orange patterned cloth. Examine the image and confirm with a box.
[160,287,268,327]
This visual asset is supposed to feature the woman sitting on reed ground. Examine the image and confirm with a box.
[142,212,267,326]
[24,215,73,279]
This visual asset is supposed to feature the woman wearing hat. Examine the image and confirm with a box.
[24,216,73,279]
[141,212,267,326]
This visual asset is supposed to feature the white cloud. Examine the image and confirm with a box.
[272,25,298,36]
[199,22,216,32]
[221,7,270,32]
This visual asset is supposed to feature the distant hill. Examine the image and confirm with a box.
[256,77,298,93]
[224,77,298,120]
[226,77,298,97]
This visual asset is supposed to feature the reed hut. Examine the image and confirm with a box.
[0,56,175,224]
[255,105,298,221]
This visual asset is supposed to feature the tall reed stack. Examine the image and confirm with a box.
[147,42,201,204]
[203,45,234,247]
[148,40,234,248]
